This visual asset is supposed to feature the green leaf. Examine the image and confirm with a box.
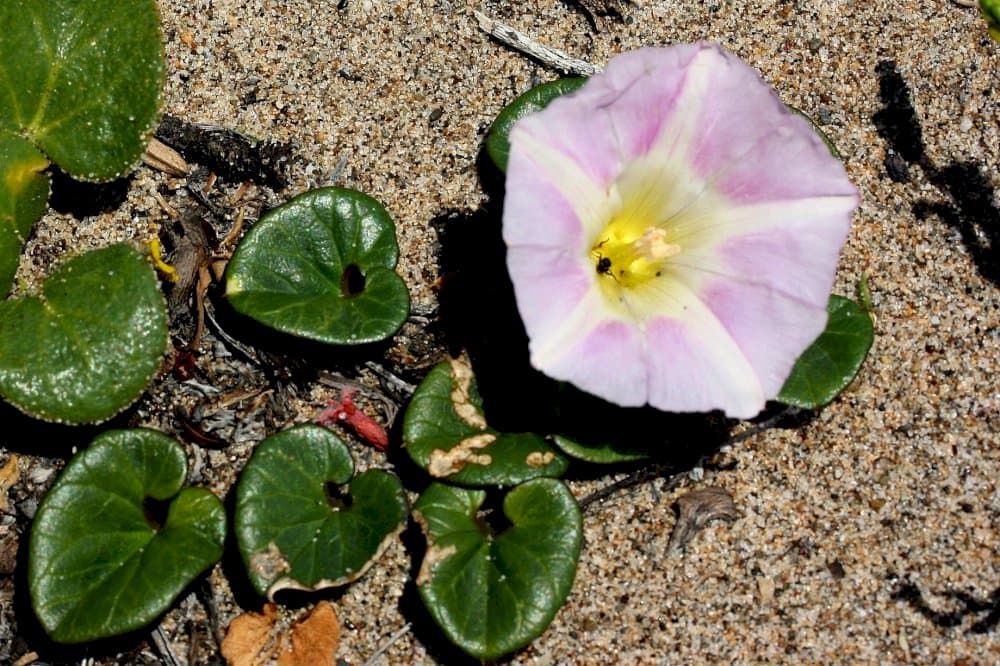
[235,424,408,598]
[0,243,169,423]
[225,187,410,345]
[550,434,648,464]
[981,0,1000,42]
[403,359,568,486]
[29,429,225,643]
[787,105,842,160]
[0,133,50,295]
[414,479,583,660]
[777,295,875,409]
[0,0,164,180]
[487,78,588,172]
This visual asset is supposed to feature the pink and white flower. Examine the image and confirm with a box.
[502,43,859,419]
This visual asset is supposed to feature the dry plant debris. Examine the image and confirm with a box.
[221,601,340,666]
[667,486,739,555]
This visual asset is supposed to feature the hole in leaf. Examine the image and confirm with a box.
[340,264,366,297]
[143,496,171,531]
[474,491,513,538]
[324,482,353,511]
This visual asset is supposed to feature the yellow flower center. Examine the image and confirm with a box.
[591,215,681,293]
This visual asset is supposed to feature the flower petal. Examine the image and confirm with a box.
[528,294,649,409]
[501,42,859,418]
[506,245,592,347]
[644,314,764,418]
[683,48,857,204]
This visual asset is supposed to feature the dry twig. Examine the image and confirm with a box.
[473,11,600,76]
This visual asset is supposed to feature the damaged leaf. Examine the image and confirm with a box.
[221,601,340,666]
[225,187,410,345]
[413,479,582,660]
[403,359,568,486]
[666,486,738,555]
[28,429,225,643]
[235,425,408,598]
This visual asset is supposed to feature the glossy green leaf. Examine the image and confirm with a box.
[550,434,648,464]
[225,188,410,345]
[777,295,875,409]
[414,479,582,660]
[0,243,169,423]
[235,424,408,598]
[0,0,164,180]
[29,429,225,643]
[981,0,1000,42]
[487,77,588,172]
[403,359,568,486]
[0,133,50,295]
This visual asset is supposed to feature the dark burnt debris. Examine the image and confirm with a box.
[873,60,1000,286]
[892,580,1000,634]
[156,114,294,190]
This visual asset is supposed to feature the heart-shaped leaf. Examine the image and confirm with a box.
[235,424,408,598]
[777,295,874,409]
[413,479,583,660]
[0,243,169,423]
[29,429,226,643]
[486,77,588,172]
[0,133,50,295]
[225,188,410,345]
[403,359,568,486]
[0,0,164,180]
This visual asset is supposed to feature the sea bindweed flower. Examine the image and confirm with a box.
[502,43,859,419]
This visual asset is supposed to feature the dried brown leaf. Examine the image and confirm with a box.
[277,601,340,666]
[0,456,20,513]
[222,602,340,666]
[221,603,280,666]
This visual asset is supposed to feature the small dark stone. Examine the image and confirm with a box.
[827,559,846,580]
[884,152,911,183]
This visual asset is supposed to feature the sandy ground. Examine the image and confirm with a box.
[2,0,999,664]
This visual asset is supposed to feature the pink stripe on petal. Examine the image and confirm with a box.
[534,318,648,408]
[686,47,855,204]
[717,221,847,307]
[507,246,592,344]
[512,83,623,187]
[645,315,765,418]
[698,278,829,398]
[594,45,704,162]
[502,160,589,250]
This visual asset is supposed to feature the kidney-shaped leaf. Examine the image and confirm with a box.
[0,0,164,180]
[777,295,874,409]
[235,424,408,598]
[403,359,568,486]
[29,429,225,643]
[414,479,583,660]
[226,188,410,345]
[486,77,588,173]
[0,133,50,295]
[0,243,169,423]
